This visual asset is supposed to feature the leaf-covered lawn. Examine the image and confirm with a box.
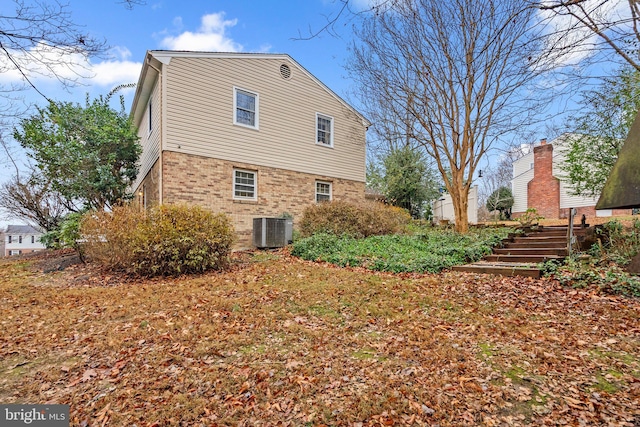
[1,251,640,426]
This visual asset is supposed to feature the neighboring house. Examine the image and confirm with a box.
[4,225,45,256]
[432,186,479,225]
[511,134,632,219]
[130,51,369,247]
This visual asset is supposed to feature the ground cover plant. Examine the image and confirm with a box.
[3,251,638,425]
[292,227,512,273]
[542,218,640,297]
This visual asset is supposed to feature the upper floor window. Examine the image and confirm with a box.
[31,236,35,244]
[316,181,332,202]
[234,87,259,129]
[7,235,11,244]
[233,169,257,200]
[18,236,22,244]
[316,113,333,147]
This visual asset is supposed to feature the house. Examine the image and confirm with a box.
[511,134,632,219]
[4,225,45,256]
[432,186,479,225]
[130,51,370,247]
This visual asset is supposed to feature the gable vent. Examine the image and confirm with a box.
[280,64,291,80]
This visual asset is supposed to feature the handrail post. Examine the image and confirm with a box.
[567,208,576,257]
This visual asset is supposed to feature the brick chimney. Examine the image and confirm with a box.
[527,141,560,219]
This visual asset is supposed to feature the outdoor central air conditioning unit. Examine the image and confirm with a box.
[253,217,293,248]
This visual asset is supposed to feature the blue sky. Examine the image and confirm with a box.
[0,0,630,227]
[5,0,363,109]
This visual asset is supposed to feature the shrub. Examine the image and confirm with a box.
[540,218,640,297]
[516,208,544,227]
[81,204,235,276]
[594,218,640,264]
[299,200,411,238]
[40,212,84,251]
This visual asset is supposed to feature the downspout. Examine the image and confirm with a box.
[147,59,163,205]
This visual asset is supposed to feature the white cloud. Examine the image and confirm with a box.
[160,12,242,52]
[538,0,631,67]
[90,62,141,87]
[0,43,141,92]
[0,42,89,84]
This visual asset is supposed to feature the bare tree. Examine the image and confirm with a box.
[0,0,144,172]
[0,0,108,100]
[348,0,555,233]
[539,0,640,71]
[0,167,71,231]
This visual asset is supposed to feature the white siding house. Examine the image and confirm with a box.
[4,225,45,256]
[432,186,478,225]
[511,134,627,219]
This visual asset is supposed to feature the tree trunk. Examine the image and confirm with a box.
[451,185,470,233]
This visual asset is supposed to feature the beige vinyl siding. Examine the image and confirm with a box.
[162,57,366,183]
[133,78,162,190]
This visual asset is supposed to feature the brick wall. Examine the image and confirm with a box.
[527,143,560,219]
[559,206,633,219]
[559,206,596,219]
[161,151,365,248]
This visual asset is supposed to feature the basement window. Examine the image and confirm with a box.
[316,181,332,202]
[234,169,257,200]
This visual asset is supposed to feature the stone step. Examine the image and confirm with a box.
[452,262,541,278]
[493,247,568,256]
[484,254,564,263]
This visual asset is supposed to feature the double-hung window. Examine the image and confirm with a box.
[316,113,333,147]
[234,169,257,200]
[316,181,332,202]
[234,87,259,129]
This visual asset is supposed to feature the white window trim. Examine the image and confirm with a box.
[233,87,259,130]
[315,181,332,202]
[233,169,258,201]
[316,113,334,147]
